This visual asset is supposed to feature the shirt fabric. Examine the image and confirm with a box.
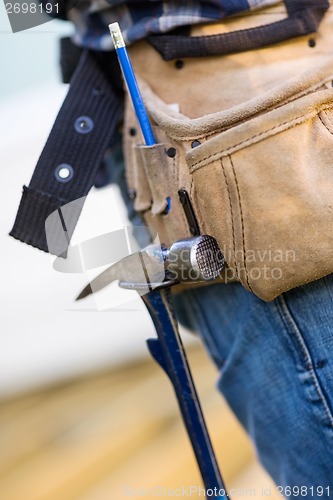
[66,0,281,51]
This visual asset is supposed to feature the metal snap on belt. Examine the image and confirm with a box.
[74,116,94,134]
[54,164,74,183]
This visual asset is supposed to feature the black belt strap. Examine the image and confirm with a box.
[148,0,329,60]
[10,49,123,254]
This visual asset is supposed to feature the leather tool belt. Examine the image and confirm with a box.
[124,2,333,301]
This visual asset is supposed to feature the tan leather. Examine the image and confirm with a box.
[123,4,333,301]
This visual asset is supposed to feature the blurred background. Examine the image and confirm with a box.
[0,5,279,498]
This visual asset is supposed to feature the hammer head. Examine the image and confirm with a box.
[77,235,225,300]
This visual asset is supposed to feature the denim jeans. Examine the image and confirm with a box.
[173,276,333,496]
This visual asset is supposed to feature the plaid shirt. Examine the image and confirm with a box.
[67,0,281,51]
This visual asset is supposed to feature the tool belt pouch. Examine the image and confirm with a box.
[124,9,333,301]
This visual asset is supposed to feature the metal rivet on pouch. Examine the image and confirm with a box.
[74,116,94,134]
[191,140,201,148]
[175,60,184,69]
[129,127,137,136]
[166,147,177,158]
[54,164,74,183]
[308,38,316,48]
